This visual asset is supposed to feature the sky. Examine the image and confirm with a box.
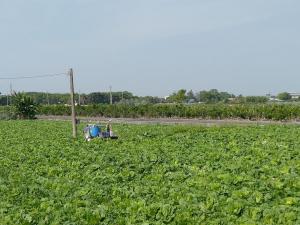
[0,0,299,97]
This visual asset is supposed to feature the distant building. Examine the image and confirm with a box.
[266,93,276,101]
[188,99,196,104]
[288,93,300,99]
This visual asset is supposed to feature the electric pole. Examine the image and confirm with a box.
[69,68,77,138]
[109,85,112,105]
[10,83,12,95]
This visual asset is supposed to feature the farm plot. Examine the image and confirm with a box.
[0,121,299,224]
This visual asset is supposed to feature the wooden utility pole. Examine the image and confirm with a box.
[109,85,112,105]
[10,83,12,95]
[69,68,77,138]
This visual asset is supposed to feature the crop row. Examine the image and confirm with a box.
[0,121,299,224]
[35,103,300,121]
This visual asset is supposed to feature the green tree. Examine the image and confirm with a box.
[0,93,7,106]
[198,89,234,103]
[277,92,292,101]
[167,89,187,103]
[12,93,39,119]
[186,90,196,103]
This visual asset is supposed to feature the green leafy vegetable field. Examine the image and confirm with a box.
[0,121,299,224]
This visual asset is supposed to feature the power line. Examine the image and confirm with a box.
[0,72,67,80]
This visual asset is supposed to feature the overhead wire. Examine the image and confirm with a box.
[0,72,68,80]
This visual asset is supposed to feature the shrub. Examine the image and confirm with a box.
[12,92,39,119]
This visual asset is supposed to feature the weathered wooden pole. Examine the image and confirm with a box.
[69,68,77,138]
[109,85,112,105]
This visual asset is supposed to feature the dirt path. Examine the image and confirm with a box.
[37,115,300,126]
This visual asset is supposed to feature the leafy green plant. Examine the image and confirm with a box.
[12,92,39,119]
[0,121,299,224]
[38,103,300,121]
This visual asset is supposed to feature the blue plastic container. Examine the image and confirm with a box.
[90,125,100,138]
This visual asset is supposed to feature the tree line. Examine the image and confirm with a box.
[164,89,298,103]
[1,90,299,121]
[0,91,161,105]
[38,103,300,121]
[0,89,297,106]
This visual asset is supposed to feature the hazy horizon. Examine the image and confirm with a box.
[0,87,290,98]
[0,0,299,97]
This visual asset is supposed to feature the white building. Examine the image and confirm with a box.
[288,93,300,99]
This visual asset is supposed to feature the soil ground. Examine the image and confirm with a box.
[37,115,300,126]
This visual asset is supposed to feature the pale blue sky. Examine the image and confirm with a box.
[0,0,299,96]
